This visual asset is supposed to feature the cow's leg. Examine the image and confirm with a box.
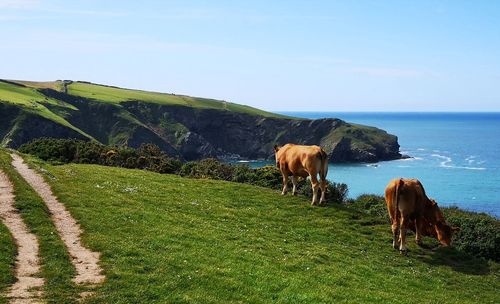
[399,215,409,254]
[310,174,320,206]
[281,174,289,195]
[414,218,423,245]
[291,176,298,195]
[391,219,399,250]
[319,179,327,205]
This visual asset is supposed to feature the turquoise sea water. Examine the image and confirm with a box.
[254,112,500,217]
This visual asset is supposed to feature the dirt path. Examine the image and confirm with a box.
[0,170,44,303]
[11,154,105,285]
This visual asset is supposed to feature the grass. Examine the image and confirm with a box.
[11,157,497,303]
[66,81,292,118]
[7,80,64,91]
[0,81,76,111]
[0,150,79,303]
[0,81,94,141]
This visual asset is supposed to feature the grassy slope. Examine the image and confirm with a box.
[0,81,94,141]
[15,159,497,303]
[66,82,291,118]
[321,123,392,151]
[0,151,79,304]
[8,80,64,91]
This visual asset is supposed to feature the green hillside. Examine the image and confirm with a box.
[3,79,290,119]
[67,82,289,117]
[0,81,93,140]
[0,150,498,303]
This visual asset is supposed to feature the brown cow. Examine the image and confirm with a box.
[384,178,459,253]
[274,144,329,205]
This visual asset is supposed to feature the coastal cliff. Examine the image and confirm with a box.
[0,80,402,163]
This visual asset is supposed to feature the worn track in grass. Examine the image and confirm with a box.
[0,170,43,303]
[10,154,104,286]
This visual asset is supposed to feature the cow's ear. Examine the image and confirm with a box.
[274,145,280,152]
[431,199,437,206]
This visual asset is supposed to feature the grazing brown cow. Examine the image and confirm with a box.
[274,144,329,205]
[384,178,459,253]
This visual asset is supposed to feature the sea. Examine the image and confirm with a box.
[243,112,500,217]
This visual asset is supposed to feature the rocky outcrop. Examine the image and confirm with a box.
[122,102,402,162]
[1,89,403,163]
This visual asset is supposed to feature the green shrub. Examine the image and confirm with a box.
[179,159,233,180]
[443,207,500,262]
[18,138,81,163]
[19,138,182,174]
[346,194,389,223]
[231,165,257,184]
[253,165,282,189]
[295,179,348,204]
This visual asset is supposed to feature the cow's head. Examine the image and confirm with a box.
[430,200,460,246]
[273,145,281,167]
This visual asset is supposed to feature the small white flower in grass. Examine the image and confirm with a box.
[95,184,104,189]
[124,186,138,193]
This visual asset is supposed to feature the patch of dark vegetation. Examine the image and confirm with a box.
[18,138,182,174]
[443,207,500,262]
[346,194,390,224]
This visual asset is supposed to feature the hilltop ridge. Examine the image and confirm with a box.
[0,79,402,162]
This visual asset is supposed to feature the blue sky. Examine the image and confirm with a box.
[1,0,499,111]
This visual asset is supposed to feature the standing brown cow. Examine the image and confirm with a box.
[274,144,329,205]
[385,178,459,254]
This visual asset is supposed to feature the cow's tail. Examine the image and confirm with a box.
[318,150,328,183]
[393,178,404,221]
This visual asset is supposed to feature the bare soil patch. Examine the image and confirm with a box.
[0,170,44,303]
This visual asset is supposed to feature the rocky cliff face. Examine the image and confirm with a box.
[123,102,401,162]
[1,89,402,163]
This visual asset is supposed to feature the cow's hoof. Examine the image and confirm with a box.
[281,192,286,196]
[415,239,423,246]
[292,192,297,196]
[399,249,408,256]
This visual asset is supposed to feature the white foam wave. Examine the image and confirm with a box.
[465,155,477,164]
[417,148,426,151]
[397,157,423,161]
[431,154,486,170]
[459,167,487,171]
